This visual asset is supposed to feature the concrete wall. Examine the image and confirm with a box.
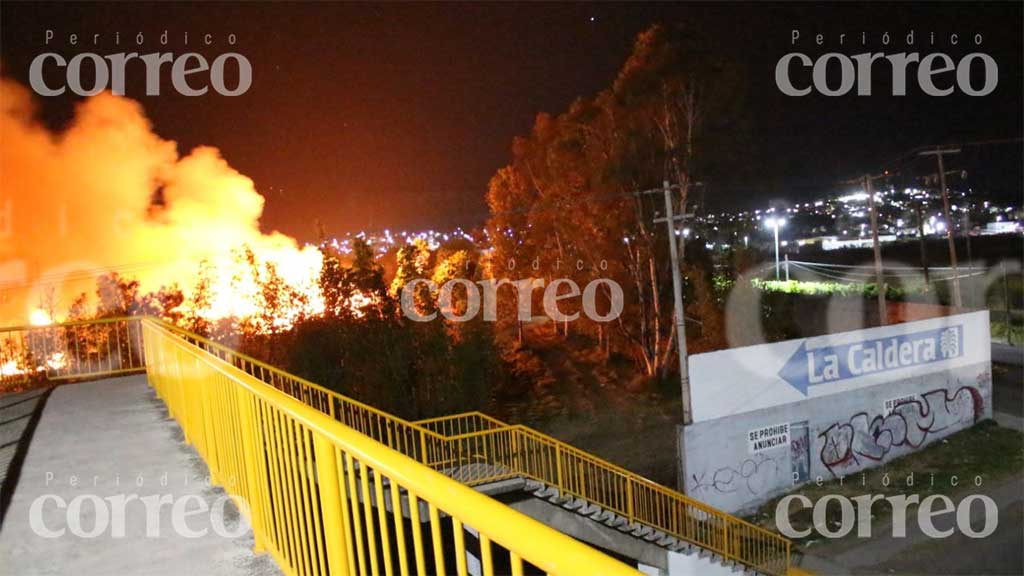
[680,360,993,514]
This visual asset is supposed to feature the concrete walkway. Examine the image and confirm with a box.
[0,376,281,576]
[992,342,1024,367]
[1,387,51,524]
[800,473,1024,576]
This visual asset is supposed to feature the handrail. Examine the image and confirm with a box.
[152,320,453,460]
[429,422,791,575]
[2,316,793,575]
[414,410,508,436]
[0,316,145,387]
[141,317,641,576]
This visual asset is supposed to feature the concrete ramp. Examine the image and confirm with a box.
[0,376,281,576]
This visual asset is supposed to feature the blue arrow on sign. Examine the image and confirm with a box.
[777,324,963,396]
[777,341,812,395]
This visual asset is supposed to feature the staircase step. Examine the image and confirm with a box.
[606,515,629,529]
[643,529,665,542]
[524,480,544,492]
[537,486,560,499]
[655,534,678,547]
[561,498,585,511]
[547,493,572,505]
[629,524,653,538]
[494,479,756,573]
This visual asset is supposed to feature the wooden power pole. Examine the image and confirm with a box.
[919,146,963,308]
[865,175,887,325]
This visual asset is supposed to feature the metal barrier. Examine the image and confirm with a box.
[155,320,792,575]
[141,318,640,576]
[425,423,791,575]
[0,317,145,388]
[415,411,507,437]
[2,316,793,575]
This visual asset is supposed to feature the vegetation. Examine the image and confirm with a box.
[485,23,741,378]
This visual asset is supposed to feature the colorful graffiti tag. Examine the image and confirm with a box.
[818,383,985,477]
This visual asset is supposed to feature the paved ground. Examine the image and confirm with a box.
[798,350,1024,576]
[0,376,281,576]
[993,361,1023,417]
[992,343,1024,367]
[1,388,51,524]
[801,473,1024,576]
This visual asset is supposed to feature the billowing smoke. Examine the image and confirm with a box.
[0,77,321,324]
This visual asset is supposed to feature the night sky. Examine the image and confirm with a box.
[2,2,1021,242]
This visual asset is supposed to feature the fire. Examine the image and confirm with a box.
[1,360,23,378]
[0,77,336,331]
[46,352,67,371]
[190,246,326,331]
[29,308,52,326]
[0,352,67,378]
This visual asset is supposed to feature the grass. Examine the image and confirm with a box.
[991,320,1024,345]
[744,420,1024,548]
[752,278,927,299]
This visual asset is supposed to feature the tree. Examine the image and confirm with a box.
[183,261,214,336]
[483,23,743,377]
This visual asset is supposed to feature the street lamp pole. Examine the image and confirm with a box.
[766,218,786,280]
[773,221,781,280]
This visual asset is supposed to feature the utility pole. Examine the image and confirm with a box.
[913,200,930,287]
[919,146,962,307]
[963,210,975,307]
[1002,261,1012,346]
[647,181,693,424]
[865,175,887,325]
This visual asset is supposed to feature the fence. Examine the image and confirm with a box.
[141,317,639,576]
[421,420,791,575]
[0,317,145,389]
[1,316,792,575]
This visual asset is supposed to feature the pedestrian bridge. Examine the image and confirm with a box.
[0,317,797,576]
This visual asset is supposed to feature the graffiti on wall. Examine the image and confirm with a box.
[690,452,786,498]
[818,382,985,477]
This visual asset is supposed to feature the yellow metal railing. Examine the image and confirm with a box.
[415,411,507,437]
[438,424,790,575]
[2,316,793,575]
[0,317,145,388]
[141,317,641,576]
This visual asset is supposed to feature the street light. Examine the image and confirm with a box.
[764,217,786,280]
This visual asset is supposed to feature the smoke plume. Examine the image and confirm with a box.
[0,77,320,324]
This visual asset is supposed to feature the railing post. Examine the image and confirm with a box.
[235,391,267,553]
[785,539,791,576]
[578,460,585,498]
[313,431,351,575]
[510,430,520,473]
[626,479,634,525]
[419,428,429,466]
[723,519,730,562]
[555,444,563,496]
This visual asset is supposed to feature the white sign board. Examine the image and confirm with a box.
[689,310,991,423]
[747,423,789,454]
[883,394,918,416]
